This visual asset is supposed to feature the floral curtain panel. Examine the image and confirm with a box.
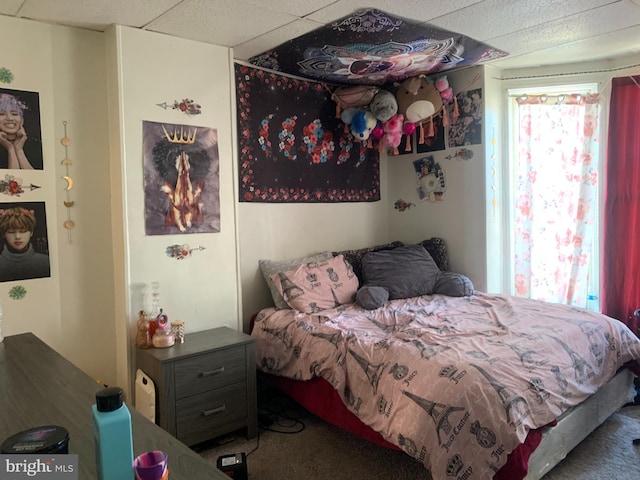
[513,93,600,306]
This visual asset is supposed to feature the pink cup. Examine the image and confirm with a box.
[134,450,168,480]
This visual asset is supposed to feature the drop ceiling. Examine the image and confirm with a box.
[1,0,639,72]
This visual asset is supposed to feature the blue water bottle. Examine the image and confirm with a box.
[92,386,134,480]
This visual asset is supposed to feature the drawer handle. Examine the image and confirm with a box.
[198,366,225,377]
[202,405,226,416]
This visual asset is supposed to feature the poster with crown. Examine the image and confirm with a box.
[142,121,220,235]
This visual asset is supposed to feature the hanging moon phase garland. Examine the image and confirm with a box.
[60,121,75,243]
[61,175,74,190]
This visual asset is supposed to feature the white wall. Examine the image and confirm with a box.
[106,26,241,393]
[0,16,117,387]
[387,66,488,291]
[237,185,390,329]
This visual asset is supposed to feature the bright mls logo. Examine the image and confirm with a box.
[0,455,78,479]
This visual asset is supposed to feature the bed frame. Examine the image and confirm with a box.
[259,365,635,479]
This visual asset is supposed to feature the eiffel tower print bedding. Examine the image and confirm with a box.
[251,292,640,479]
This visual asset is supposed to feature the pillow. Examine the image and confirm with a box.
[433,272,475,297]
[259,251,333,309]
[419,237,450,272]
[362,244,441,300]
[270,255,358,313]
[332,241,404,286]
[356,285,389,310]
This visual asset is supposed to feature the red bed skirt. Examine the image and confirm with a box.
[261,372,544,480]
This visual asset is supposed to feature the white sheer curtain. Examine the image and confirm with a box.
[512,93,600,306]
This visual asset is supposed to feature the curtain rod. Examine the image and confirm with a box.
[495,63,640,81]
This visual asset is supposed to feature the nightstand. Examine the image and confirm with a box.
[136,327,257,446]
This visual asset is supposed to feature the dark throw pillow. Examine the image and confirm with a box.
[333,241,404,286]
[356,285,389,310]
[419,237,451,272]
[361,244,441,300]
[433,272,475,297]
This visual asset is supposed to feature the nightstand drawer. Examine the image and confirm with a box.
[174,347,246,399]
[176,383,247,446]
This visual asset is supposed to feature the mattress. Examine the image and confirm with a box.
[525,368,636,479]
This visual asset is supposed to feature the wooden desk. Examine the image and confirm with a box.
[0,333,229,480]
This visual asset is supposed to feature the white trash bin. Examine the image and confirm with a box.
[134,369,156,423]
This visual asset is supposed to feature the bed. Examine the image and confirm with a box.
[250,239,640,479]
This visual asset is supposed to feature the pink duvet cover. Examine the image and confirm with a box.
[252,292,640,479]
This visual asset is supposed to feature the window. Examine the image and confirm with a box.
[506,83,601,309]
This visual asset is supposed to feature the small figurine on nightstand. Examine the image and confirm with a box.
[152,309,175,348]
[136,311,151,349]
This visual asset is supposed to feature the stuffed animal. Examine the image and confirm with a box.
[381,113,404,155]
[350,109,377,143]
[369,90,398,123]
[434,75,454,104]
[331,85,379,118]
[395,75,444,143]
[395,75,443,125]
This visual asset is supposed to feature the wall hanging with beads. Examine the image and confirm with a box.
[60,121,75,242]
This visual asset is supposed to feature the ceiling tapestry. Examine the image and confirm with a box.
[250,9,508,86]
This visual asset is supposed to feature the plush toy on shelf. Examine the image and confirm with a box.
[434,75,458,125]
[380,114,404,155]
[349,109,378,145]
[369,89,398,123]
[395,75,444,144]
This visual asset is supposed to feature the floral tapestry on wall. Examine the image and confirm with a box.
[142,121,220,235]
[235,63,380,203]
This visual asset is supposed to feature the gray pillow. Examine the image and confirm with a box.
[259,252,334,309]
[356,285,389,310]
[362,244,441,300]
[433,272,474,297]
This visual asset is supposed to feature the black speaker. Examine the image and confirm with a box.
[216,452,248,480]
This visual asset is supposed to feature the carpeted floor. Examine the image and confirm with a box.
[196,392,640,480]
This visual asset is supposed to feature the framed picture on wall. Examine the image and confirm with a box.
[0,88,44,170]
[0,201,51,282]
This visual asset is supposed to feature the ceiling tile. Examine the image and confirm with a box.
[0,0,24,16]
[243,0,336,18]
[491,24,640,69]
[307,0,484,25]
[487,1,640,59]
[233,18,325,61]
[16,0,183,30]
[146,0,299,47]
[428,0,616,41]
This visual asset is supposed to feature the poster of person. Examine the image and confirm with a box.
[413,155,447,202]
[142,121,220,235]
[448,88,483,147]
[0,88,44,170]
[0,201,50,282]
